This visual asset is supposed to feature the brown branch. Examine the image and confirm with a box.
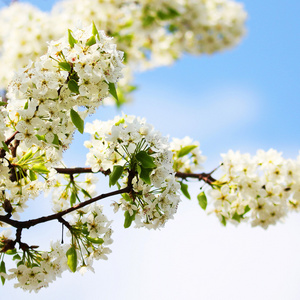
[55,167,110,176]
[54,167,217,186]
[5,131,18,146]
[175,172,216,185]
[0,170,135,230]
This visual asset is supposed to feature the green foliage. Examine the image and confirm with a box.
[109,165,124,187]
[177,145,197,158]
[70,108,84,134]
[31,163,49,174]
[58,62,71,72]
[1,142,9,152]
[180,182,191,200]
[68,79,80,94]
[68,29,77,48]
[66,245,77,273]
[124,210,136,228]
[108,82,119,104]
[0,261,6,285]
[86,35,96,46]
[136,151,156,168]
[197,191,207,210]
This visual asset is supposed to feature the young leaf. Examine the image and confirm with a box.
[70,108,84,134]
[86,236,104,244]
[136,151,156,169]
[197,191,207,210]
[1,142,9,152]
[124,210,136,228]
[58,62,71,72]
[52,134,60,146]
[68,79,79,94]
[108,82,119,103]
[92,22,99,38]
[31,163,49,174]
[86,35,96,46]
[70,191,76,207]
[5,249,16,255]
[81,188,92,199]
[180,182,191,200]
[177,145,197,158]
[17,149,33,164]
[122,193,132,202]
[109,165,124,187]
[68,29,77,48]
[13,254,21,261]
[243,205,251,215]
[28,170,37,181]
[221,215,227,226]
[0,261,6,285]
[66,245,77,273]
[138,166,152,185]
[232,212,242,223]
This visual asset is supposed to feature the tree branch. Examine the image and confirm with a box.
[175,172,216,185]
[0,170,135,230]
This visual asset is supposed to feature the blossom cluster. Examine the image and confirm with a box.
[0,25,123,291]
[84,114,181,229]
[0,3,58,88]
[0,0,247,103]
[208,149,300,228]
[170,136,206,173]
[6,23,123,153]
[0,203,113,292]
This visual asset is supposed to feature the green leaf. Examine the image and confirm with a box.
[232,212,241,223]
[109,165,124,187]
[17,149,33,164]
[136,151,156,169]
[92,22,99,38]
[66,245,77,273]
[52,134,60,146]
[24,101,28,109]
[221,215,227,226]
[36,134,46,141]
[68,79,79,94]
[108,82,119,103]
[81,188,92,199]
[68,29,77,48]
[197,191,207,210]
[31,163,49,174]
[86,35,96,46]
[86,236,104,244]
[28,170,37,181]
[243,205,251,215]
[142,15,155,27]
[0,101,7,106]
[180,182,191,199]
[13,254,21,261]
[70,191,76,207]
[58,62,71,72]
[5,249,16,255]
[122,193,132,202]
[124,210,136,228]
[70,108,84,134]
[1,142,9,152]
[0,261,6,285]
[167,7,180,18]
[138,166,152,185]
[177,145,197,158]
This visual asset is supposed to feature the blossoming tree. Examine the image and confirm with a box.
[0,0,298,292]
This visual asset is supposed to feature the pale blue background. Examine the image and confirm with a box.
[1,1,300,299]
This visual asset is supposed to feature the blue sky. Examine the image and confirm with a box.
[2,1,300,299]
